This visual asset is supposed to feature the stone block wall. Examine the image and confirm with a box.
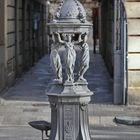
[0,0,48,94]
[124,1,140,105]
[0,0,7,93]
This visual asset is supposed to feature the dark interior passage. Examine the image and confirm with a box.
[86,30,113,104]
[88,53,113,104]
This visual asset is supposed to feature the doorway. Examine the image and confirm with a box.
[93,0,127,105]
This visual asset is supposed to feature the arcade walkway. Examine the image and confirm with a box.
[2,49,113,104]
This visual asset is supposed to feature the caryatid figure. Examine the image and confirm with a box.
[56,32,76,83]
[50,33,62,83]
[78,33,90,82]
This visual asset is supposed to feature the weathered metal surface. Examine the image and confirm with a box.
[29,121,51,140]
[48,91,92,140]
[48,0,92,34]
[47,0,93,139]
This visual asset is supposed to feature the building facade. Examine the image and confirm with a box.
[0,0,48,93]
[124,0,140,105]
[99,0,140,105]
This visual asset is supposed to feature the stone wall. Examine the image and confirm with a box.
[124,1,140,105]
[0,0,48,94]
[0,0,6,92]
[6,0,16,86]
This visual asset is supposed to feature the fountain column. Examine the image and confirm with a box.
[47,0,93,139]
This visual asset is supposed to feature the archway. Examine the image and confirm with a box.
[98,0,128,105]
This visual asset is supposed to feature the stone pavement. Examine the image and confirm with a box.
[0,126,41,140]
[90,125,140,140]
[0,125,140,140]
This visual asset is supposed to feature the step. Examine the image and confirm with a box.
[1,100,140,127]
[90,126,140,140]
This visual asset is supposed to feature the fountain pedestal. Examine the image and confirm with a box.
[48,82,93,140]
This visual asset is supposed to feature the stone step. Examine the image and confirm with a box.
[0,126,40,140]
[1,100,140,127]
[90,126,140,140]
[0,98,49,106]
[0,125,140,140]
[1,114,139,127]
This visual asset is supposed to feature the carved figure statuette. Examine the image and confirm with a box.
[56,33,76,83]
[77,33,90,82]
[50,32,89,84]
[50,33,62,83]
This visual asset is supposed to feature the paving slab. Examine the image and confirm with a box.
[0,125,140,140]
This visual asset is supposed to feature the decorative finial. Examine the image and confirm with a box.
[54,0,64,19]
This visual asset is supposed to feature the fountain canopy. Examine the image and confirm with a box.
[48,0,92,34]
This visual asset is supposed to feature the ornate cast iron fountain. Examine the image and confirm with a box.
[47,0,93,139]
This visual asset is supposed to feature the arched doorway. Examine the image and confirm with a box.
[98,0,128,105]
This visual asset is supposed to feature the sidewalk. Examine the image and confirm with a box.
[0,125,140,140]
[1,54,51,102]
